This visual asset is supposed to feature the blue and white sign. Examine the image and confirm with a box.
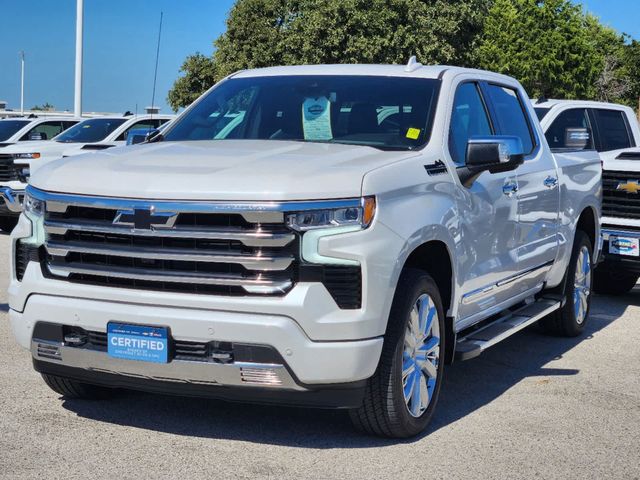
[610,236,640,257]
[107,323,168,363]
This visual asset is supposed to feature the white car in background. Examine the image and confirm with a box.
[0,116,80,148]
[0,114,173,230]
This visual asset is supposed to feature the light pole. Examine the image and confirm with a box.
[20,51,24,115]
[74,0,84,117]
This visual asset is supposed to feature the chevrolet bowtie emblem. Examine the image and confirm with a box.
[113,207,178,230]
[617,180,640,194]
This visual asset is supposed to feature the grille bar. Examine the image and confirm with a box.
[46,240,294,271]
[603,170,640,219]
[48,263,293,294]
[44,221,295,247]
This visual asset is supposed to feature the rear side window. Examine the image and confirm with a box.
[592,109,633,152]
[485,85,534,154]
[545,108,593,150]
[448,82,493,165]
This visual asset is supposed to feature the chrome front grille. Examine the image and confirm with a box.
[0,154,20,182]
[603,170,640,220]
[40,192,299,296]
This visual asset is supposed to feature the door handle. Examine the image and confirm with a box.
[544,176,558,189]
[502,181,518,197]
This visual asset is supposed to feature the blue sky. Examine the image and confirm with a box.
[0,0,637,115]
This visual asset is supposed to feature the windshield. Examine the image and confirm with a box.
[534,107,550,120]
[55,118,127,143]
[0,120,29,141]
[164,75,440,150]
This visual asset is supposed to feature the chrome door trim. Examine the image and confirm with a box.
[462,261,553,305]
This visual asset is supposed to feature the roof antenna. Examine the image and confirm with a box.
[149,11,163,120]
[405,55,422,73]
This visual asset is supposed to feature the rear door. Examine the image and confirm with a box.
[483,83,560,294]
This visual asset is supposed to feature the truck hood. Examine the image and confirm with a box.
[601,147,640,172]
[30,140,417,201]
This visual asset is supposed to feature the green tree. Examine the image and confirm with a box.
[167,53,217,112]
[32,102,55,111]
[622,40,640,110]
[476,0,604,99]
[168,0,491,110]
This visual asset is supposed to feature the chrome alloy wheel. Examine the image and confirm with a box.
[402,293,440,418]
[574,245,592,325]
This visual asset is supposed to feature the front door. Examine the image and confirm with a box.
[484,84,560,293]
[448,81,522,321]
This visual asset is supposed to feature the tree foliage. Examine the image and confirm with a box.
[167,53,216,112]
[168,0,640,111]
[168,0,490,110]
[32,102,55,111]
[476,0,608,99]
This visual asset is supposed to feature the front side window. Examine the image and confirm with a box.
[21,121,65,141]
[448,82,493,165]
[592,109,633,151]
[55,118,127,143]
[0,120,29,141]
[545,108,593,150]
[485,85,535,154]
[164,75,440,151]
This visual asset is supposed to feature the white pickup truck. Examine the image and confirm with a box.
[534,99,640,294]
[9,63,601,438]
[0,115,173,231]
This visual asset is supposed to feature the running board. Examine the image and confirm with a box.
[455,298,561,361]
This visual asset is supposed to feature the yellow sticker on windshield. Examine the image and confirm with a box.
[406,128,421,140]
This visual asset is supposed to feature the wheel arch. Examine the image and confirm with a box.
[576,205,598,257]
[400,239,456,364]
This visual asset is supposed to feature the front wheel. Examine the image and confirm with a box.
[41,374,114,400]
[349,269,445,438]
[540,230,593,337]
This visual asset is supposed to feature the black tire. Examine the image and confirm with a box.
[593,269,638,295]
[0,216,18,233]
[349,269,445,438]
[540,230,593,337]
[41,374,114,399]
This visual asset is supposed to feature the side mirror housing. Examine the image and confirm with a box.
[459,136,525,187]
[29,132,45,141]
[564,127,590,150]
[126,128,159,145]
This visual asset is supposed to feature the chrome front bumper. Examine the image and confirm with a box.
[0,187,24,213]
[31,338,304,391]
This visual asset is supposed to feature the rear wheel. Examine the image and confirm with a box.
[349,269,445,438]
[41,374,114,399]
[593,269,638,295]
[540,230,592,337]
[0,216,18,233]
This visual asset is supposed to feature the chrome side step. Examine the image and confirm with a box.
[455,298,561,361]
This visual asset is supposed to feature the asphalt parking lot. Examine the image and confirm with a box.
[0,232,639,480]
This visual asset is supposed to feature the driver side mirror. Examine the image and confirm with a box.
[126,128,159,145]
[459,136,525,187]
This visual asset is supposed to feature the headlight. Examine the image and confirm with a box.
[13,153,40,159]
[22,192,46,246]
[24,193,45,216]
[286,197,376,231]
